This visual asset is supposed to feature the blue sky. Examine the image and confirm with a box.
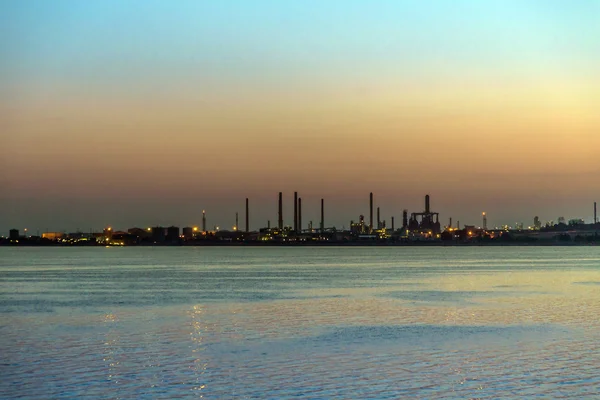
[3,0,598,88]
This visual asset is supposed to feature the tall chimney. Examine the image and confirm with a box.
[595,201,597,224]
[245,198,249,232]
[235,212,238,230]
[298,198,302,233]
[202,210,206,232]
[377,206,380,230]
[278,192,283,229]
[294,191,298,233]
[425,194,430,213]
[449,217,452,229]
[320,198,325,233]
[369,192,374,232]
[391,216,395,231]
[402,209,408,228]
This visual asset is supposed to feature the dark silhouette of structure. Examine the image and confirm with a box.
[10,189,600,247]
[278,192,283,229]
[369,192,374,233]
[408,194,441,234]
[294,191,298,233]
[152,226,165,242]
[182,227,194,239]
[320,198,325,233]
[298,197,302,232]
[166,226,180,242]
[245,198,249,232]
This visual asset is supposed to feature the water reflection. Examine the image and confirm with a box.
[1,247,599,398]
[103,312,120,394]
[188,305,208,395]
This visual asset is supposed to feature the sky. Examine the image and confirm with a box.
[1,0,599,233]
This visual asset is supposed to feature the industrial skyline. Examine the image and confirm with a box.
[3,193,598,237]
[2,1,599,232]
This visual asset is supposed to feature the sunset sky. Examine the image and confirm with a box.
[2,0,599,233]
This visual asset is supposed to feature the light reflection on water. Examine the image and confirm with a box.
[1,246,600,399]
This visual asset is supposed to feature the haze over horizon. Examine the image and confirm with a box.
[2,0,599,233]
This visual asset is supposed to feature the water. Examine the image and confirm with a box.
[1,246,600,399]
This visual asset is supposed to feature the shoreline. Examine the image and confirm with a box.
[1,241,597,247]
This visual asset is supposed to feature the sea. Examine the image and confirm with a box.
[1,246,599,399]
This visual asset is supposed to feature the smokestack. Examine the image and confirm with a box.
[369,192,374,232]
[245,198,249,232]
[202,210,206,232]
[235,212,238,230]
[320,198,324,233]
[278,192,283,229]
[402,209,408,228]
[449,217,452,228]
[391,216,395,231]
[425,194,430,213]
[377,207,380,230]
[294,192,298,233]
[298,198,302,233]
[595,202,597,224]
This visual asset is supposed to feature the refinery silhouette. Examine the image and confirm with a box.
[3,193,599,246]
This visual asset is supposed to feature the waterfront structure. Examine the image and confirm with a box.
[245,198,249,233]
[7,191,600,246]
[182,227,194,239]
[294,192,298,233]
[278,192,283,230]
[42,232,64,240]
[298,198,302,232]
[151,226,165,242]
[320,198,325,233]
[166,226,180,242]
[369,192,374,233]
[408,194,441,235]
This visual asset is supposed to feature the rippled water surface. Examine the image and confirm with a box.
[2,246,600,399]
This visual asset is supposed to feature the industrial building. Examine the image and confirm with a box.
[407,195,441,235]
[5,194,599,246]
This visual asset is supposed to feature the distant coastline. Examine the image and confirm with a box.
[1,239,598,247]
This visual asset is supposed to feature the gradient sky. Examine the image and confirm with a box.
[1,0,599,233]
